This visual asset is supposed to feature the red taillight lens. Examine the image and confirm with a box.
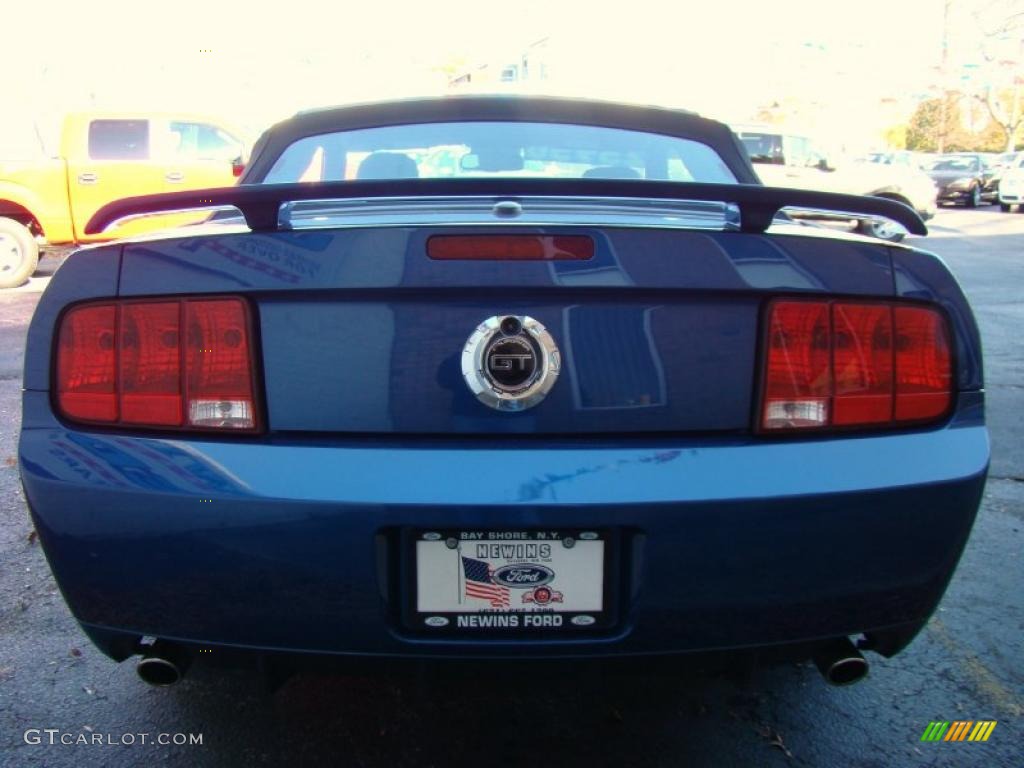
[185,299,256,429]
[57,304,118,422]
[119,302,181,425]
[832,303,893,426]
[763,301,831,428]
[761,299,952,431]
[55,297,259,431]
[427,235,595,261]
[893,306,952,421]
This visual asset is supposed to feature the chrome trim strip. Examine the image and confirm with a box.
[782,207,909,230]
[279,196,741,232]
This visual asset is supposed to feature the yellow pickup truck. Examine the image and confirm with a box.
[0,112,247,288]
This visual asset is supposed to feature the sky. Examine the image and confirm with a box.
[2,0,1016,156]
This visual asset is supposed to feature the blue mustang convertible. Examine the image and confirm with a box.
[19,97,988,687]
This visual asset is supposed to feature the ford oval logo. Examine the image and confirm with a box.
[571,615,596,626]
[492,564,554,588]
[424,616,449,627]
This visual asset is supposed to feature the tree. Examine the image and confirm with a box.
[971,2,1024,150]
[751,101,787,125]
[883,124,908,150]
[905,94,1003,152]
[907,96,962,151]
[977,84,1023,151]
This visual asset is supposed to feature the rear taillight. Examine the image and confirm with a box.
[56,297,259,431]
[760,299,952,431]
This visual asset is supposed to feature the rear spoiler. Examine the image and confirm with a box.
[85,179,928,236]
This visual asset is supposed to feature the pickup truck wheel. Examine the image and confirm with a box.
[856,218,906,243]
[0,217,39,289]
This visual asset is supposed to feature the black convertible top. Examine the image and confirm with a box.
[241,95,761,185]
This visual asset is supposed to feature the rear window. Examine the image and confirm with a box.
[262,121,737,184]
[88,119,149,160]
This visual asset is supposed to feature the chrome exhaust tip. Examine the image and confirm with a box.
[813,637,869,686]
[136,642,190,686]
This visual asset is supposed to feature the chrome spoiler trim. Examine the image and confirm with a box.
[278,196,739,231]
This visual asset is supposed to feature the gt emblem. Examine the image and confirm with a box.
[462,315,560,411]
[489,353,532,371]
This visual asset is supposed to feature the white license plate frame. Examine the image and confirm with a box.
[405,529,617,634]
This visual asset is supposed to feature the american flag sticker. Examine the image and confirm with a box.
[461,555,511,608]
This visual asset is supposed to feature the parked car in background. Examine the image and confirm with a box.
[0,112,248,288]
[922,153,998,207]
[732,125,936,242]
[997,153,1024,212]
[990,151,1021,198]
[993,151,1020,174]
[21,97,986,690]
[860,150,931,171]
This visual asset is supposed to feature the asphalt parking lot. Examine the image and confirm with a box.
[1,207,1021,768]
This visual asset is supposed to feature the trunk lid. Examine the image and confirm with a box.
[118,224,894,435]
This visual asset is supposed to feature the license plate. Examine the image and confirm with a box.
[413,530,607,631]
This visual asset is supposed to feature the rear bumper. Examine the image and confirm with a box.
[20,391,988,661]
